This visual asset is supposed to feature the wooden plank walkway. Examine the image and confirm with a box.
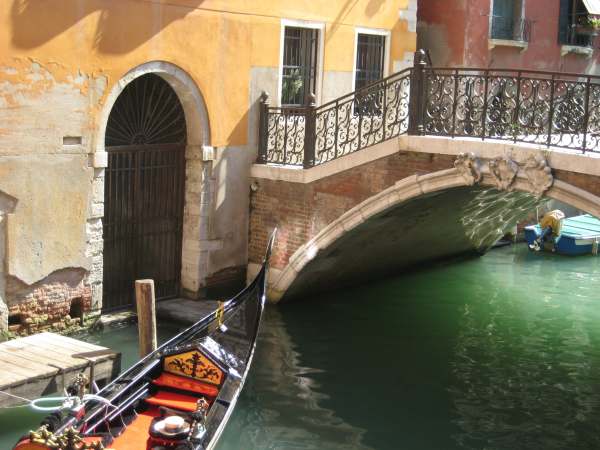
[0,332,121,408]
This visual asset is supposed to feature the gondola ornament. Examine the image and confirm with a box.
[29,426,104,450]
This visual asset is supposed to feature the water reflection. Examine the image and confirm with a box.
[1,246,600,450]
[217,307,373,450]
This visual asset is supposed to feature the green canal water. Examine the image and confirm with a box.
[1,245,600,449]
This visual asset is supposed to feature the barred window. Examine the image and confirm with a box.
[281,27,319,106]
[355,33,386,91]
[559,0,595,47]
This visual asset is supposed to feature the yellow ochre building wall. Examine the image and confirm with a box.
[0,0,417,334]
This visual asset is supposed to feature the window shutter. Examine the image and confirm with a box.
[558,0,570,44]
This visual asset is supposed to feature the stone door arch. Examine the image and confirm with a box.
[103,74,187,310]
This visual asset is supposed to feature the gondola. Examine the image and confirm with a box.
[13,231,276,450]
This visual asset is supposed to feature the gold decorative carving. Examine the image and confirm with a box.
[454,152,482,186]
[488,156,518,191]
[523,154,553,197]
[29,426,104,449]
[164,349,224,385]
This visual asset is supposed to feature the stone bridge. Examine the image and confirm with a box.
[247,54,600,301]
[247,136,600,302]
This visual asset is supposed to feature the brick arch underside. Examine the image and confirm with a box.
[269,168,600,302]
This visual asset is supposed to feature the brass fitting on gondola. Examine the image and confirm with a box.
[29,425,104,450]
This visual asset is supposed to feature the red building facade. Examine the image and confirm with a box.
[418,0,600,73]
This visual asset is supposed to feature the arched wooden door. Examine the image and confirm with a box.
[103,74,187,311]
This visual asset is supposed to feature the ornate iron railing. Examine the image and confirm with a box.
[423,68,600,151]
[258,51,600,168]
[258,70,411,168]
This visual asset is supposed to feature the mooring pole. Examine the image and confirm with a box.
[135,279,157,358]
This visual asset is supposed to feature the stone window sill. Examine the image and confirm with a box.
[488,38,528,52]
[561,45,594,57]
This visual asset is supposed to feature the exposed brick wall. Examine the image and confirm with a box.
[249,152,600,271]
[249,151,456,269]
[6,269,92,336]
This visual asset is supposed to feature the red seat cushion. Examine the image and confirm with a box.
[152,372,220,398]
[145,391,202,412]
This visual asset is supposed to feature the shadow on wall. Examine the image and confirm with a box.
[10,0,205,53]
[326,0,386,43]
[366,0,385,17]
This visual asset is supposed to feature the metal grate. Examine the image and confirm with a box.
[103,74,186,311]
[105,74,186,146]
[355,34,386,90]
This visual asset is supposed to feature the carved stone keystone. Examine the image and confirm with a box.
[488,156,518,191]
[454,152,482,186]
[523,154,554,197]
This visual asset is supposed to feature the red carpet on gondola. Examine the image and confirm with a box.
[109,408,159,450]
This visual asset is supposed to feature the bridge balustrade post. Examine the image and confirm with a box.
[257,91,270,164]
[408,49,428,136]
[303,93,317,169]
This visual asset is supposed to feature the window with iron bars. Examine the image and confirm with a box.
[354,33,386,91]
[490,0,530,41]
[559,0,596,48]
[281,27,319,106]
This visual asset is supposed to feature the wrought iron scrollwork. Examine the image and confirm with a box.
[422,67,600,153]
[260,61,600,168]
[320,72,410,164]
[263,71,411,167]
[265,107,307,166]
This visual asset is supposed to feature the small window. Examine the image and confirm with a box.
[490,0,529,41]
[354,33,386,91]
[281,27,319,106]
[559,0,596,47]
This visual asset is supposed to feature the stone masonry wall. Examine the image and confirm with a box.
[249,151,456,270]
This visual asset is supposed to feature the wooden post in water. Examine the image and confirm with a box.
[135,279,157,358]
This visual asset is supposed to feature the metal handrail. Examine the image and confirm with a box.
[258,51,600,168]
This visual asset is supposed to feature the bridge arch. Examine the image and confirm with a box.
[267,166,600,302]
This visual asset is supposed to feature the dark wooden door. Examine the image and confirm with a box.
[103,74,187,311]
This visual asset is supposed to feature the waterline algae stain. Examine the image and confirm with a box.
[1,245,599,449]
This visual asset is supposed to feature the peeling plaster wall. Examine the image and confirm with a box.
[0,156,92,284]
[0,58,103,332]
[0,0,417,323]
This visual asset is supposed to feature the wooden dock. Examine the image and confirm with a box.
[0,332,121,408]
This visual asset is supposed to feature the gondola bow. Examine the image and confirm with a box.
[13,230,276,450]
